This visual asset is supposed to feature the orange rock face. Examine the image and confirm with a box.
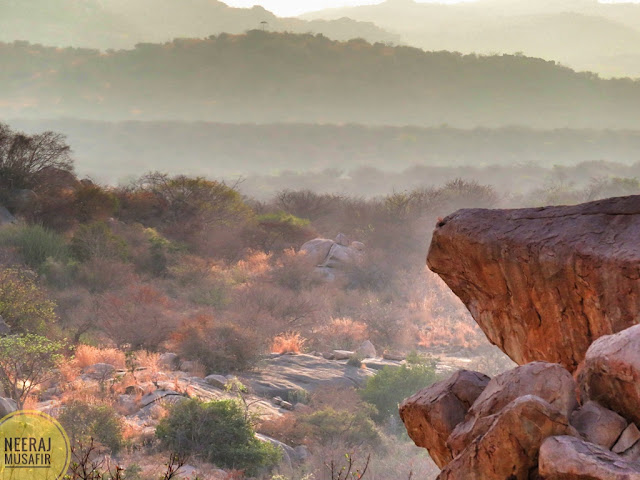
[399,370,490,468]
[427,195,640,372]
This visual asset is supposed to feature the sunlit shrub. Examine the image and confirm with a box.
[271,332,306,354]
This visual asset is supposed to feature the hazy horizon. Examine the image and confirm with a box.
[225,0,640,17]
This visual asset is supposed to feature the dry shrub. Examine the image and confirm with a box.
[96,284,178,350]
[75,257,138,293]
[418,318,483,349]
[314,317,368,351]
[74,345,126,369]
[257,414,305,446]
[171,314,264,373]
[271,332,306,354]
[230,250,271,284]
[269,248,324,291]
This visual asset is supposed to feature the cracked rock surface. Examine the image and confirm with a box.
[427,195,640,372]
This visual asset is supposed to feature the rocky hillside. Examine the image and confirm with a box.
[401,194,640,478]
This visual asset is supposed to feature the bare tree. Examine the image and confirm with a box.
[0,123,73,191]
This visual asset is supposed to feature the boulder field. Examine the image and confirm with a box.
[401,195,640,479]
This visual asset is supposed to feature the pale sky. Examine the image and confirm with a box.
[225,0,640,17]
[224,0,466,17]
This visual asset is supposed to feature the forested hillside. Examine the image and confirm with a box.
[3,32,640,128]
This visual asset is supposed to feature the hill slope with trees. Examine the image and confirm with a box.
[4,31,640,128]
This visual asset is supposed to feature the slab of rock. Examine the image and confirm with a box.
[427,196,640,372]
[205,374,229,389]
[579,324,640,425]
[438,396,575,480]
[448,362,578,457]
[332,350,354,360]
[539,435,640,480]
[399,370,490,468]
[238,354,374,399]
[570,401,628,449]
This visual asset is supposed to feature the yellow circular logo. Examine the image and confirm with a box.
[0,410,70,480]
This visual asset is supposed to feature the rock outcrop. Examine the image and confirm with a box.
[401,195,640,479]
[439,396,576,480]
[427,195,640,372]
[0,397,17,418]
[399,370,490,468]
[447,362,578,457]
[0,206,16,227]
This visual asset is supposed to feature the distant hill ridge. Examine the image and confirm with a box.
[3,31,640,128]
[302,0,640,78]
[0,0,399,50]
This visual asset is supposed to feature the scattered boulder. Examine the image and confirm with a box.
[539,435,640,480]
[362,358,404,371]
[0,397,17,418]
[579,324,640,425]
[438,396,576,480]
[332,350,354,360]
[399,370,490,468]
[356,340,376,359]
[570,401,628,449]
[204,374,229,389]
[427,196,640,372]
[300,234,364,282]
[0,207,16,227]
[448,362,578,457]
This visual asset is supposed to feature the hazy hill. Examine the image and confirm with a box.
[3,32,640,128]
[0,0,399,49]
[302,0,640,77]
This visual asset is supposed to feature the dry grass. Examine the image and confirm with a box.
[315,317,368,351]
[271,331,306,354]
[73,345,126,369]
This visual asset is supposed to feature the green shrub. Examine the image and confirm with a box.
[0,267,58,333]
[59,401,124,453]
[70,222,128,262]
[299,407,380,448]
[256,211,310,228]
[0,224,69,269]
[347,353,364,368]
[156,398,280,476]
[360,363,438,423]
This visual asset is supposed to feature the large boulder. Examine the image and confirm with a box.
[300,233,364,281]
[539,435,640,480]
[427,195,640,372]
[438,395,576,480]
[579,324,640,425]
[448,362,578,457]
[399,370,490,468]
